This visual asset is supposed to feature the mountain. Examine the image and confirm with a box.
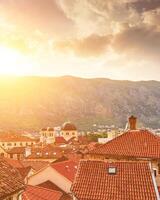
[0,76,160,131]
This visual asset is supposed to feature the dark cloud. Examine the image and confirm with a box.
[113,25,160,60]
[55,34,112,57]
[129,0,160,13]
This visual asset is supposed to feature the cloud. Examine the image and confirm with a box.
[0,0,75,38]
[55,34,112,57]
[113,25,160,60]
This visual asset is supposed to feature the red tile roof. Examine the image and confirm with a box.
[72,160,158,200]
[90,129,160,159]
[38,180,65,194]
[21,160,49,171]
[22,185,62,200]
[26,144,71,159]
[0,159,25,199]
[55,137,67,144]
[51,160,78,182]
[7,147,25,154]
[17,166,32,179]
[3,158,24,168]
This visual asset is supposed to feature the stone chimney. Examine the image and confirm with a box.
[129,115,137,130]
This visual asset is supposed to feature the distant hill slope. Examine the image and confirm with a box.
[0,76,160,131]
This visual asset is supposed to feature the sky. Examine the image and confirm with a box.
[0,0,160,80]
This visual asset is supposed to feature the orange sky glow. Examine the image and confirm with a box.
[0,0,160,80]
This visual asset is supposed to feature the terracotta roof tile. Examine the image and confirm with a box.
[90,130,160,159]
[72,160,158,200]
[17,166,32,179]
[3,158,24,168]
[7,147,25,154]
[51,160,78,182]
[0,159,25,199]
[55,137,67,144]
[21,160,49,171]
[22,185,62,200]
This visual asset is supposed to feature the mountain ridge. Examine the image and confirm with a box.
[0,76,160,131]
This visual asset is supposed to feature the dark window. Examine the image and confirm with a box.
[158,163,160,174]
[0,153,4,157]
[66,132,69,135]
[153,169,157,177]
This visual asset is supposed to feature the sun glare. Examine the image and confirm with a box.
[0,46,32,75]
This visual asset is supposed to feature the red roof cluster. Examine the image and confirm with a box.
[22,185,62,200]
[72,160,158,200]
[55,136,67,144]
[0,159,25,199]
[90,130,160,159]
[21,160,49,171]
[51,160,78,182]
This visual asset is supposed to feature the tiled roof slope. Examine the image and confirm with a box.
[51,160,78,182]
[0,159,25,199]
[72,160,158,200]
[90,130,160,159]
[22,185,62,200]
[21,160,49,171]
[3,158,24,168]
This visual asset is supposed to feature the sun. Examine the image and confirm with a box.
[0,45,32,75]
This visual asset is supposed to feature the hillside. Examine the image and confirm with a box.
[0,76,160,131]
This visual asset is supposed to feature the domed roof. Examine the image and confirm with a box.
[61,122,77,131]
[47,127,54,131]
[41,128,47,131]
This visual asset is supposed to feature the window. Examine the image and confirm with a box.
[14,143,16,146]
[66,132,69,135]
[2,143,5,146]
[17,154,20,160]
[10,154,13,158]
[158,163,160,174]
[20,143,23,146]
[153,168,157,177]
[0,153,4,157]
[7,143,12,146]
[72,132,75,135]
[108,167,117,175]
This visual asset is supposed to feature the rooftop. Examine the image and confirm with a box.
[61,122,77,131]
[21,160,49,171]
[71,160,158,200]
[22,185,62,200]
[51,160,78,182]
[90,129,160,159]
[0,159,25,199]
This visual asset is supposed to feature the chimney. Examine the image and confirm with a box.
[129,115,137,130]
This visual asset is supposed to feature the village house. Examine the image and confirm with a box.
[89,115,160,187]
[40,127,55,144]
[28,160,78,194]
[0,134,37,150]
[7,146,26,160]
[0,145,8,158]
[71,160,159,200]
[60,122,78,141]
[0,159,25,200]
